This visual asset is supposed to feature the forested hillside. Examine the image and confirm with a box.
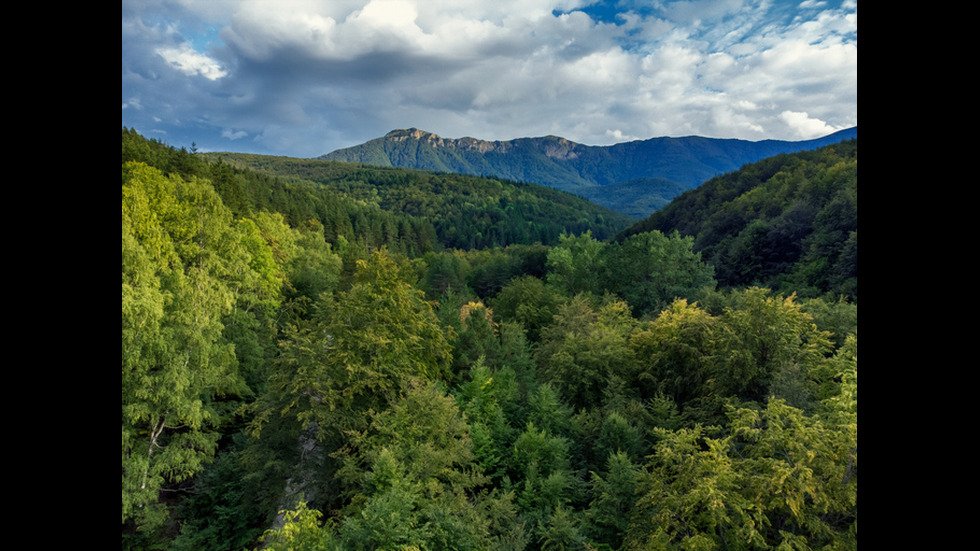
[319,127,857,218]
[202,151,634,250]
[619,139,857,302]
[122,128,857,551]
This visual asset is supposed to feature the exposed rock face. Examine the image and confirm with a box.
[385,128,585,159]
[386,128,511,154]
[541,136,579,160]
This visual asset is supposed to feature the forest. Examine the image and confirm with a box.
[122,128,857,550]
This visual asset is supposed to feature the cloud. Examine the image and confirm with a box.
[156,44,228,80]
[121,0,857,156]
[221,128,249,140]
[779,110,841,139]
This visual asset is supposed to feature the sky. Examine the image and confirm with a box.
[121,0,857,158]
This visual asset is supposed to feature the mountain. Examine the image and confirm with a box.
[618,138,858,301]
[319,127,858,218]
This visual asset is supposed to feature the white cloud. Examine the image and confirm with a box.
[221,128,249,140]
[123,0,857,156]
[798,1,828,9]
[605,128,642,142]
[156,44,227,80]
[779,110,841,139]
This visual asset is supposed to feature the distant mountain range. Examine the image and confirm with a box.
[319,126,858,218]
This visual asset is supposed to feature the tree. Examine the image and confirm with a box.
[451,299,502,380]
[629,299,717,407]
[585,450,640,548]
[545,231,605,296]
[454,357,520,481]
[256,501,335,551]
[421,249,473,298]
[284,219,343,302]
[490,275,565,342]
[512,421,578,524]
[600,230,715,319]
[711,287,834,409]
[255,249,454,446]
[535,295,636,410]
[627,395,857,550]
[122,162,255,536]
[332,380,492,549]
[536,505,586,551]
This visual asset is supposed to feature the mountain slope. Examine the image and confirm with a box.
[319,127,858,217]
[618,138,857,300]
[204,152,635,251]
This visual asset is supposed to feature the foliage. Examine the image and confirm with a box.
[621,140,857,301]
[600,230,716,318]
[206,151,634,250]
[535,295,636,410]
[711,287,834,409]
[122,129,856,550]
[545,231,606,296]
[255,249,453,444]
[122,160,259,538]
[585,451,641,548]
[629,299,718,407]
[490,275,566,342]
[256,501,335,551]
[627,395,857,550]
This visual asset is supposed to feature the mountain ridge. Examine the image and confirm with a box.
[319,126,857,218]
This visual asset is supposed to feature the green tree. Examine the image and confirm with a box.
[256,501,335,551]
[536,505,587,551]
[421,249,473,298]
[545,231,606,296]
[629,299,717,407]
[451,299,503,380]
[799,295,857,351]
[585,450,640,549]
[535,295,636,410]
[284,219,343,302]
[512,421,578,524]
[332,380,491,549]
[600,230,715,318]
[712,287,834,409]
[255,249,454,445]
[490,275,565,342]
[627,395,856,550]
[455,357,521,480]
[122,162,254,537]
[524,383,574,440]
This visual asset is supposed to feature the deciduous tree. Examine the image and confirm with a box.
[600,230,715,318]
[122,162,254,535]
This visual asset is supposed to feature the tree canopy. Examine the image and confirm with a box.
[122,128,857,551]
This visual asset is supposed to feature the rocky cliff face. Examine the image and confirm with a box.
[385,128,513,154]
[383,128,581,159]
[540,136,580,160]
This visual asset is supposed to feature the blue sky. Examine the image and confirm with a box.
[121,0,857,158]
